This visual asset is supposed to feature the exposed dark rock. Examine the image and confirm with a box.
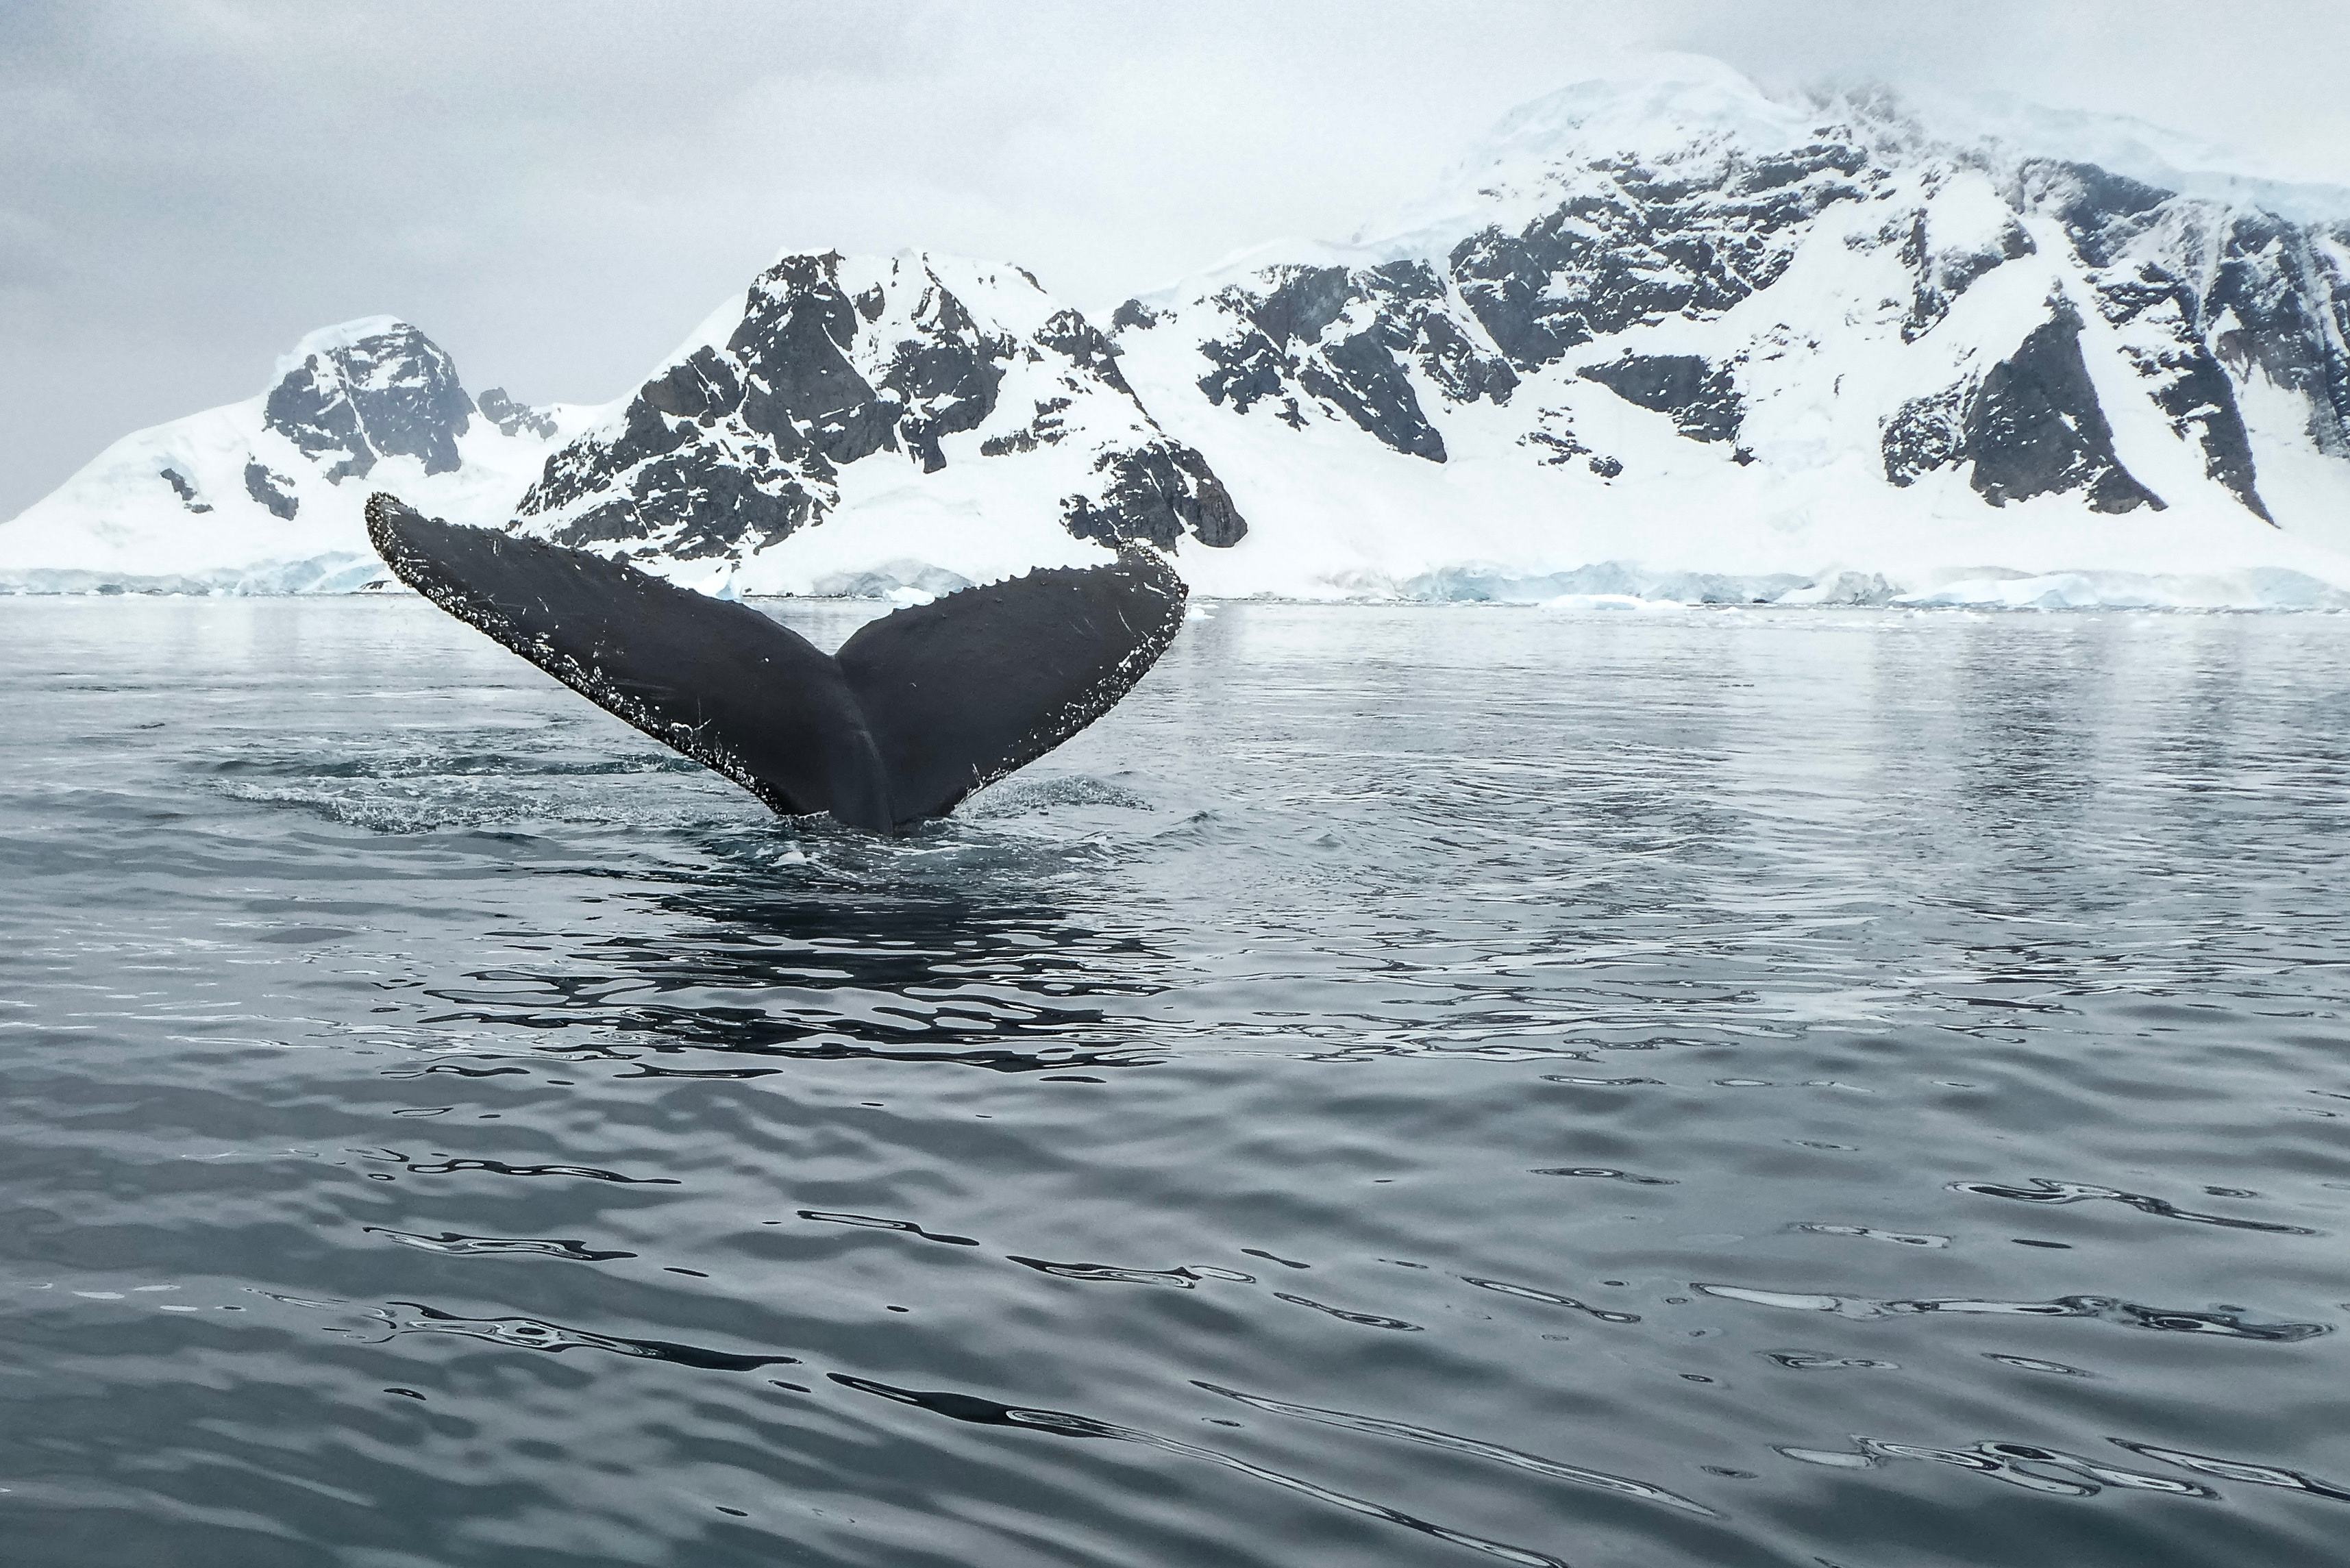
[1883,383,1971,487]
[554,450,821,562]
[159,467,212,512]
[1299,329,1448,462]
[262,322,473,480]
[527,375,821,562]
[1522,407,1589,466]
[1035,309,1135,400]
[1451,141,1868,369]
[1196,327,1290,414]
[1887,306,2164,514]
[729,256,899,466]
[1179,260,1509,458]
[243,462,299,520]
[1520,412,1622,479]
[2018,159,2176,269]
[2150,347,2271,521]
[1366,258,1444,301]
[1109,298,1160,334]
[2094,266,2272,521]
[879,282,1011,473]
[264,360,371,481]
[2001,162,2347,503]
[1249,265,1356,347]
[979,397,1073,458]
[534,401,684,517]
[521,256,896,558]
[1355,260,1518,408]
[641,346,746,425]
[58,82,2350,566]
[1578,353,1745,443]
[979,429,1041,458]
[2205,212,2350,456]
[1970,308,2164,512]
[476,387,558,440]
[1064,443,1246,549]
[1409,311,1519,405]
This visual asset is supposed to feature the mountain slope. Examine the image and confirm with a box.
[504,249,1244,597]
[1107,55,2350,604]
[11,57,2350,608]
[0,318,576,593]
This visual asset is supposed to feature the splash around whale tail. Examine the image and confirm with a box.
[364,495,1187,833]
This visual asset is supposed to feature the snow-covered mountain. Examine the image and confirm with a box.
[505,250,1244,597]
[0,318,578,593]
[12,55,2350,608]
[1103,55,2350,606]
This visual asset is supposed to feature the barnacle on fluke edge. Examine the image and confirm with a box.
[365,494,1186,833]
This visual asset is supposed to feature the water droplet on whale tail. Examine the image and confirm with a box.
[363,494,1186,834]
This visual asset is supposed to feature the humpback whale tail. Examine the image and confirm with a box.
[365,495,1187,833]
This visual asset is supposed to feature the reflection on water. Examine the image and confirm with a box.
[4,597,2350,1567]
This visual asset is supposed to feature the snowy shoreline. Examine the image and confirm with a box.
[10,569,2350,612]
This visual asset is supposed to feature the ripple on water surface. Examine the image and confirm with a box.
[3,597,2349,1568]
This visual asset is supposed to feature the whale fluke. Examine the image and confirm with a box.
[365,495,1186,832]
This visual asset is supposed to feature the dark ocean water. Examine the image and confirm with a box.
[5,596,2349,1568]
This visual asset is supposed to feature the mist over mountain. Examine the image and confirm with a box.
[10,56,2350,608]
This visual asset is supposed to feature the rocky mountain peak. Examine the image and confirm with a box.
[262,317,475,482]
[512,249,1244,577]
[476,388,558,440]
[0,314,562,595]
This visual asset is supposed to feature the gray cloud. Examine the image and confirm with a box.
[5,0,2349,517]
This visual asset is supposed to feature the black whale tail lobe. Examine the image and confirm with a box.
[364,494,1187,832]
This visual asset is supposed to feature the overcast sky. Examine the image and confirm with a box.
[5,0,2349,518]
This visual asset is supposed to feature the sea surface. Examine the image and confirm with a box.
[5,596,2349,1568]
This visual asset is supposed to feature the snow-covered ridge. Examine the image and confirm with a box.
[0,318,584,593]
[1894,88,2350,229]
[506,248,1244,597]
[1366,55,2350,248]
[10,57,2350,610]
[1105,55,2350,606]
[269,314,417,380]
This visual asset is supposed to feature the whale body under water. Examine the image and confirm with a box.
[365,494,1187,833]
